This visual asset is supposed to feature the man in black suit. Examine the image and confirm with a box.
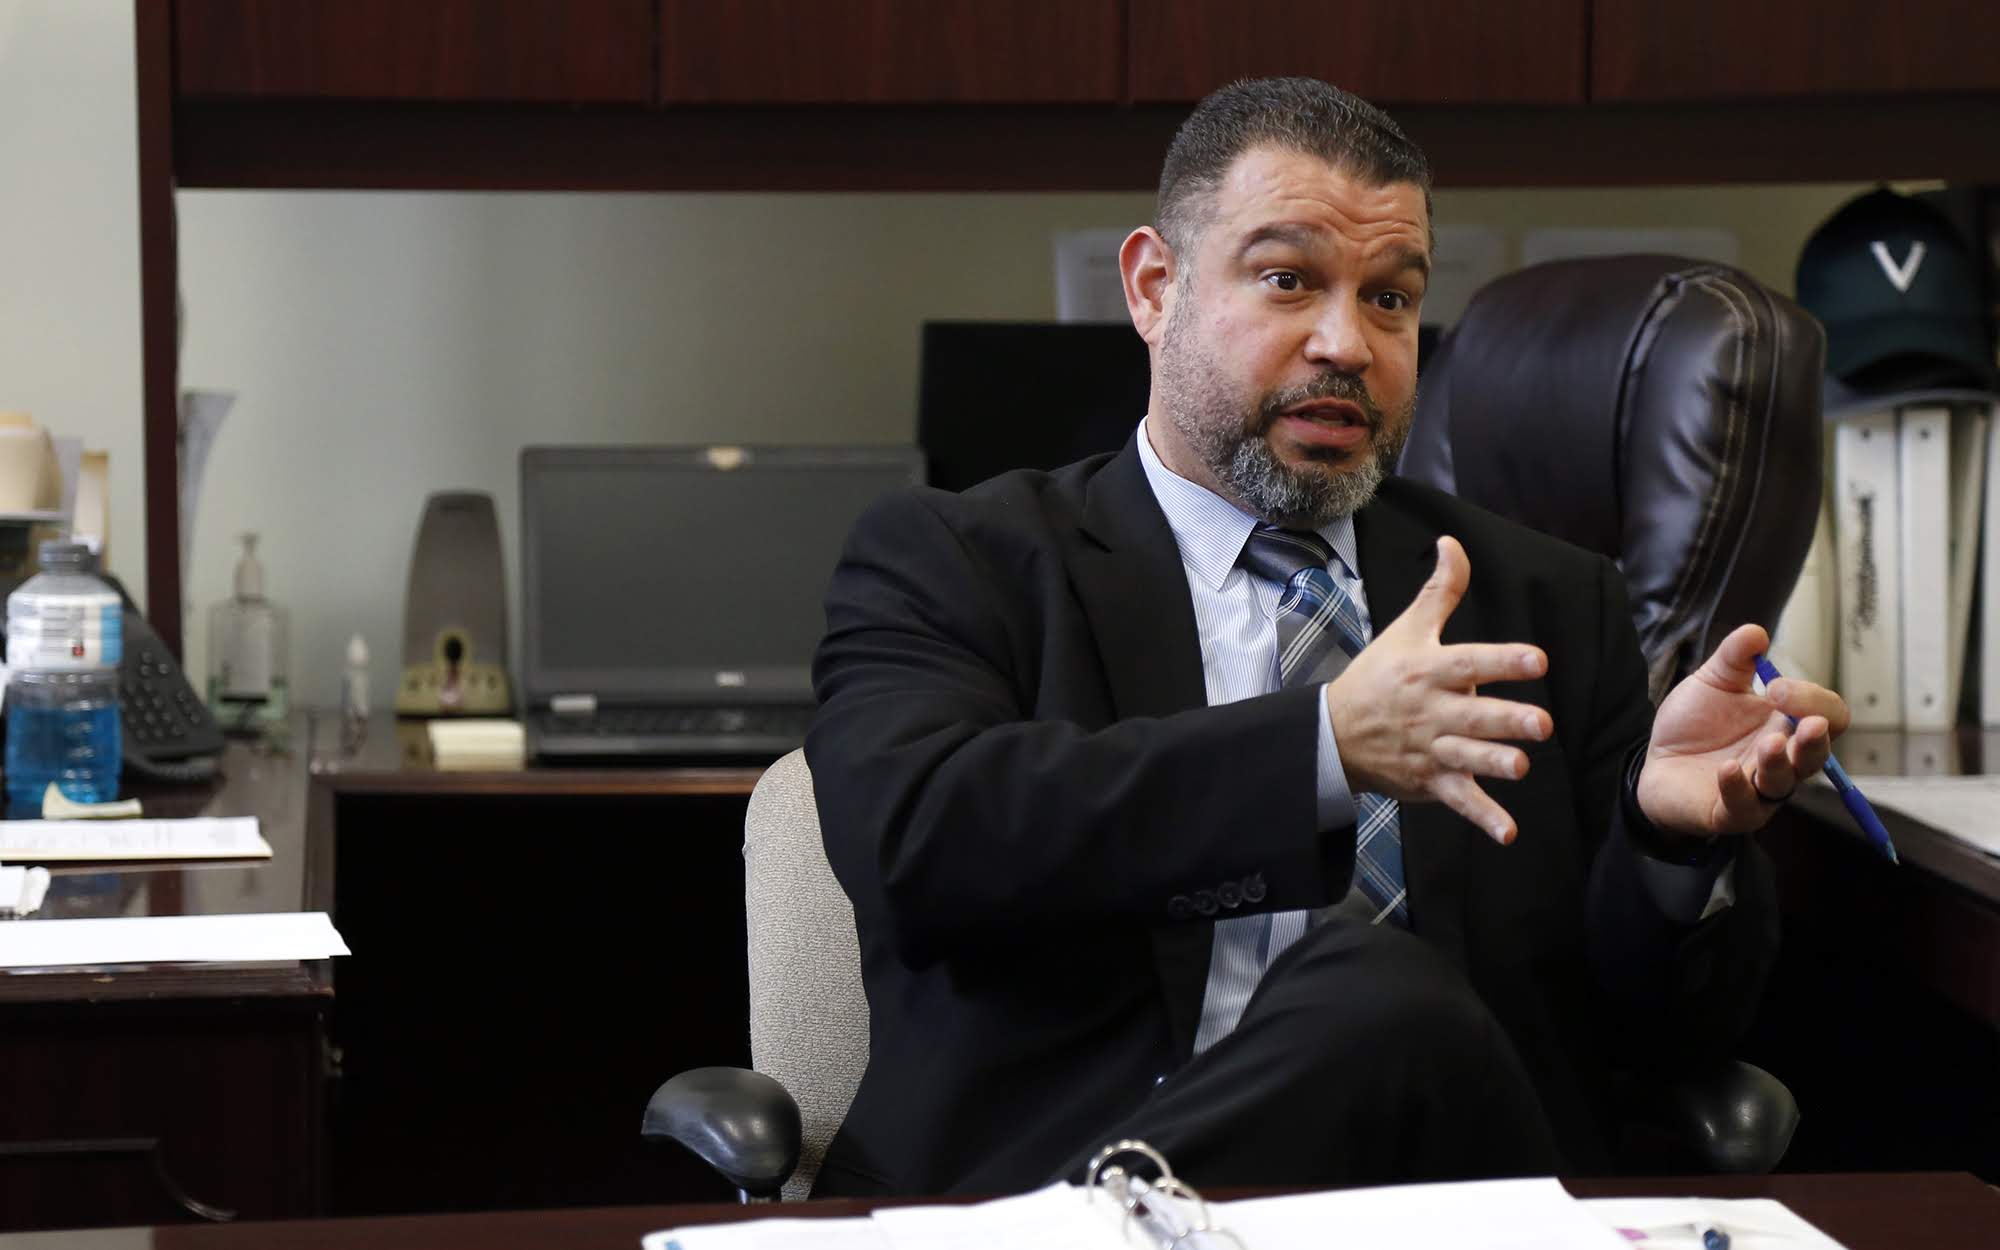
[805,78,1847,1197]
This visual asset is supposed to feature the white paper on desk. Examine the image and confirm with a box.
[1823,773,2000,857]
[643,1218,888,1250]
[647,1186,1126,1250]
[0,911,348,969]
[0,816,270,862]
[1582,1197,1850,1249]
[872,1184,1125,1250]
[1221,1177,1629,1250]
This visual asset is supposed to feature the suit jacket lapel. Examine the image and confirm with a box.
[1353,488,1479,968]
[1071,439,1214,1061]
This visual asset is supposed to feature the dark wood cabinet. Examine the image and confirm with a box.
[658,0,1123,103]
[1128,0,1588,104]
[1593,0,2000,100]
[175,0,655,103]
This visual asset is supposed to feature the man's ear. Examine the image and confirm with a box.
[1120,226,1176,344]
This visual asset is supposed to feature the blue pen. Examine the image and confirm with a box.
[1753,654,1899,865]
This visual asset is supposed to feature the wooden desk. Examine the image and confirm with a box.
[1751,737,2000,1181]
[0,1173,1990,1250]
[305,714,761,1216]
[0,728,327,1232]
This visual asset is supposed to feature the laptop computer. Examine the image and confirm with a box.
[520,445,924,762]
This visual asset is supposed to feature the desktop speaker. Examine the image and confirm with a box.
[396,491,512,717]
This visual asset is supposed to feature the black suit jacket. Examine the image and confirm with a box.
[805,439,1778,1197]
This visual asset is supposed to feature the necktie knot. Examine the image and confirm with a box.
[1240,525,1336,587]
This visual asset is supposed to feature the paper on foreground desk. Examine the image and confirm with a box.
[0,912,348,968]
[645,1178,1851,1250]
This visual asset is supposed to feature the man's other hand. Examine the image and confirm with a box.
[1637,623,1850,840]
[1326,536,1551,844]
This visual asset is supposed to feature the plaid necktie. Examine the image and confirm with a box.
[1241,526,1410,928]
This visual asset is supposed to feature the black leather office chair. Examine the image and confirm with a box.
[1401,254,1825,702]
[1400,253,1825,1171]
[648,255,1821,1199]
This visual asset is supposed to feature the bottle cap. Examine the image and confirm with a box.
[234,532,264,599]
[347,634,369,666]
[36,540,93,573]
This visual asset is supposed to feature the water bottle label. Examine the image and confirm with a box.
[6,595,123,669]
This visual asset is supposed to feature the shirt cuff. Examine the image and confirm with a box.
[1315,682,1360,832]
[1621,742,1739,922]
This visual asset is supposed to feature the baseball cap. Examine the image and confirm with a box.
[1795,187,1994,392]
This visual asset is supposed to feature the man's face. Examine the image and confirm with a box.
[1149,145,1429,528]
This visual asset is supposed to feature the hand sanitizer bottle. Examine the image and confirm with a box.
[207,532,290,735]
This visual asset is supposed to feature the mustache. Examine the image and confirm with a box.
[1257,372,1384,429]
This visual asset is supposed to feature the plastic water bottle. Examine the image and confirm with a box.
[5,541,123,808]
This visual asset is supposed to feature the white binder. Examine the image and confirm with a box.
[1985,402,2000,726]
[1946,405,1990,724]
[1832,410,1902,728]
[1897,405,1952,727]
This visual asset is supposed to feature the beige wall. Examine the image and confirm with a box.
[0,0,144,602]
[0,1,1894,706]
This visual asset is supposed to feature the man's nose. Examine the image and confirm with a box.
[1304,298,1372,374]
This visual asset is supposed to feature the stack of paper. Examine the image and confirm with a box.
[427,718,525,771]
[0,865,51,917]
[0,816,270,862]
[0,912,350,969]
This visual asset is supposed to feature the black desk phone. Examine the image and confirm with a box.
[102,576,225,782]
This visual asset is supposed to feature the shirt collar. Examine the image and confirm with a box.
[1135,416,1360,591]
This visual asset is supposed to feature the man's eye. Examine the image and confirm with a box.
[1263,271,1302,292]
[1373,291,1411,311]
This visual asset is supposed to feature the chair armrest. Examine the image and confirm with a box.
[1656,1059,1800,1173]
[642,1067,803,1199]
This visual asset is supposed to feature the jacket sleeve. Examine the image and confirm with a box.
[1579,556,1781,1065]
[806,490,1354,967]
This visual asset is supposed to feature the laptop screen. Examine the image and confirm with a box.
[520,446,923,704]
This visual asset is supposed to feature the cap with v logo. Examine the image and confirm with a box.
[1795,187,1993,392]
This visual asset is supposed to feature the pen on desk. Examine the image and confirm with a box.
[1752,654,1899,865]
[1615,1223,1731,1250]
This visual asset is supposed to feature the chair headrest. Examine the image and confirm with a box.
[1401,255,1826,697]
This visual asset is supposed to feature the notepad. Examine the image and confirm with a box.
[0,911,349,968]
[0,816,271,862]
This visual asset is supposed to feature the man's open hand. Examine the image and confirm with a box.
[1637,623,1849,840]
[1326,536,1551,844]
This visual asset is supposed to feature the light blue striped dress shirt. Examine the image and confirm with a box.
[1132,420,1370,1053]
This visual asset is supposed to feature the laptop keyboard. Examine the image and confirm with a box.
[540,705,814,738]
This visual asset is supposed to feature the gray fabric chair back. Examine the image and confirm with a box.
[743,748,868,1201]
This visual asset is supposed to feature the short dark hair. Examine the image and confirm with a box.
[1156,77,1433,257]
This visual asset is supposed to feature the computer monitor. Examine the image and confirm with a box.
[917,321,1150,492]
[519,445,923,705]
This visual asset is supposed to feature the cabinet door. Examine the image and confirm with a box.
[1129,0,1586,104]
[658,0,1122,103]
[176,0,655,103]
[1594,0,2000,100]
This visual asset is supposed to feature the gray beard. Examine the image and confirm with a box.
[1219,431,1386,528]
[1158,314,1404,529]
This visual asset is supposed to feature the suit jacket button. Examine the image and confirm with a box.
[1168,895,1194,921]
[1217,880,1242,909]
[1193,889,1219,916]
[1242,873,1267,904]
[1154,1073,1168,1088]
